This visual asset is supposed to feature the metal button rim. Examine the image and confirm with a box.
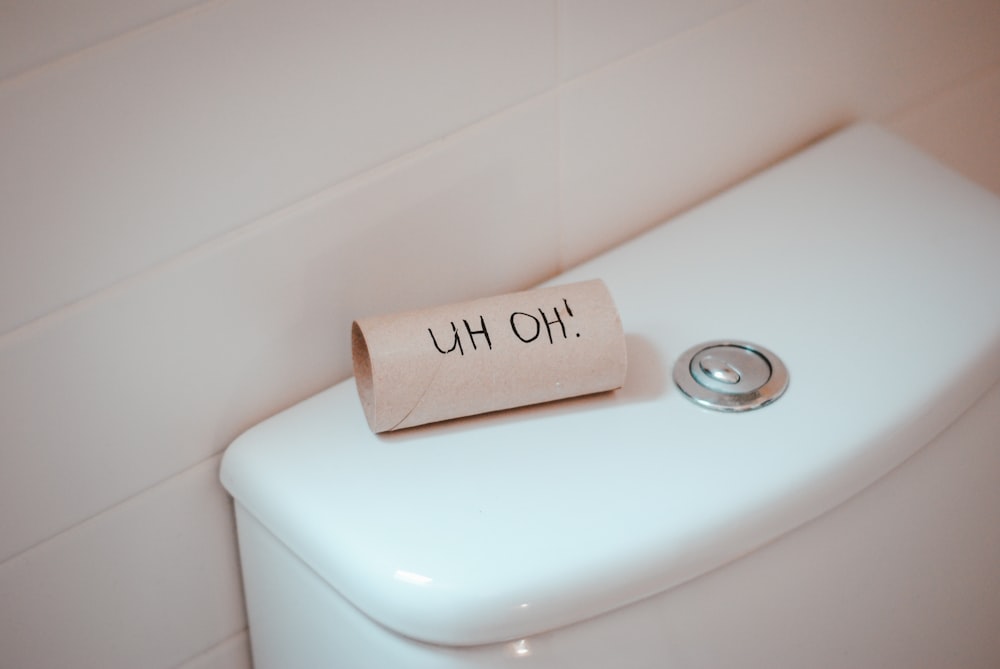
[673,340,789,412]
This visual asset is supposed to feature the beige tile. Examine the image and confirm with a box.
[888,65,1000,195]
[0,0,210,81]
[0,0,556,335]
[558,0,1000,267]
[558,0,748,81]
[0,95,559,562]
[0,455,246,669]
[176,631,251,669]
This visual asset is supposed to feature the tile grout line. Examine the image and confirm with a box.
[555,0,763,94]
[0,87,554,348]
[0,451,226,570]
[169,627,249,669]
[0,2,760,347]
[881,57,1000,126]
[0,0,232,89]
[551,0,763,272]
[0,133,448,349]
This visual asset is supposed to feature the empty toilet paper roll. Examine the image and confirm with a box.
[352,279,627,432]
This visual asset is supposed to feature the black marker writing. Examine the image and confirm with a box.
[428,322,463,355]
[433,298,578,353]
[463,316,492,351]
[510,299,575,344]
[537,306,566,343]
[429,316,492,355]
[509,311,541,343]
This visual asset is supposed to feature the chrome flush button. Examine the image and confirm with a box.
[699,355,741,384]
[691,345,772,394]
[674,340,788,411]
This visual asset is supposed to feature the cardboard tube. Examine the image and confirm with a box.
[351,279,627,432]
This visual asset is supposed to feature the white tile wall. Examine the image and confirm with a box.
[557,0,749,81]
[1,2,998,668]
[176,632,252,669]
[559,0,1000,266]
[0,0,555,335]
[888,65,1000,195]
[0,0,210,80]
[0,455,245,669]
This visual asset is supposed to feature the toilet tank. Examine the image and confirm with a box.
[221,124,1000,667]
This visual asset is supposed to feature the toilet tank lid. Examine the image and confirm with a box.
[221,124,1000,648]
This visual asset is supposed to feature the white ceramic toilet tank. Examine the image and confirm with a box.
[221,125,1000,668]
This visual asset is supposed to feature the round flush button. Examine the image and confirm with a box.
[673,340,788,411]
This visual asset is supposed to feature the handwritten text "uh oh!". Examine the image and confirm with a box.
[427,299,581,356]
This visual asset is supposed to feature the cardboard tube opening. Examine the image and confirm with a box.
[351,321,376,430]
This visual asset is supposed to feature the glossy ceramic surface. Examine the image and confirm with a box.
[221,124,1000,647]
